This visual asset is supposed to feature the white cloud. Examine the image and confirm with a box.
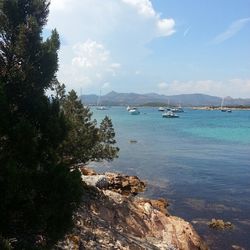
[110,63,121,69]
[47,0,175,92]
[49,0,71,11]
[122,0,175,37]
[72,40,110,69]
[158,82,168,90]
[157,19,175,37]
[48,0,122,45]
[102,82,111,89]
[212,17,250,44]
[48,0,175,44]
[157,79,250,98]
[122,0,155,17]
[57,40,120,92]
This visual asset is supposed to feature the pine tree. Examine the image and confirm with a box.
[59,90,100,165]
[98,116,119,160]
[0,1,82,248]
[59,89,119,165]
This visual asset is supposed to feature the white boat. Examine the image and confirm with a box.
[162,111,179,118]
[129,108,140,115]
[127,106,132,111]
[158,107,165,111]
[220,97,232,112]
[96,106,108,110]
[171,105,184,113]
[96,89,108,110]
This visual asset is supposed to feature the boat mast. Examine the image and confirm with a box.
[220,97,224,110]
[97,89,101,106]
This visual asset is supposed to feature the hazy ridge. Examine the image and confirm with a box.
[81,91,250,106]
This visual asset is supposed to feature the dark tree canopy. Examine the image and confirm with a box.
[0,0,82,248]
[98,115,119,160]
[0,1,119,249]
[57,87,119,165]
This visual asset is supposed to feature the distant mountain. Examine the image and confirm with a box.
[81,91,250,106]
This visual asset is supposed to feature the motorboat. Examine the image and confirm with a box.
[96,106,108,110]
[129,108,140,115]
[162,111,179,118]
[171,105,184,113]
[158,107,165,111]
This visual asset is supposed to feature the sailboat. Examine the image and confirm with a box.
[166,99,171,111]
[220,97,232,113]
[220,97,226,112]
[96,89,108,110]
[126,105,132,111]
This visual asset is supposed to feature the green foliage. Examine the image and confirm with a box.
[0,0,119,248]
[58,88,119,165]
[97,116,119,160]
[59,90,99,164]
[0,0,82,249]
[0,236,12,250]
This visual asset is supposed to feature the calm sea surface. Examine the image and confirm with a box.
[90,107,250,249]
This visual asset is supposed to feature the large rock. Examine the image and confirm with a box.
[57,168,208,250]
[105,172,146,195]
[81,168,146,196]
[208,218,233,230]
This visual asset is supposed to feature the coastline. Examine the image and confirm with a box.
[191,106,250,111]
[57,167,208,250]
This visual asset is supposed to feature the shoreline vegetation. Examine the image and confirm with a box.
[138,103,250,109]
[192,106,250,110]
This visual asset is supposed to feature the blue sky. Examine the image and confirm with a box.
[46,0,250,97]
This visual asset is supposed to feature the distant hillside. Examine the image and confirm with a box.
[81,91,250,107]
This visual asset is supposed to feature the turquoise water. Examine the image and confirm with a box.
[91,107,250,249]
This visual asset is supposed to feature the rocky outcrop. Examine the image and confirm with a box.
[57,167,208,250]
[105,172,146,195]
[80,166,146,195]
[208,218,233,230]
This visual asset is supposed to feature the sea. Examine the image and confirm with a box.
[90,106,250,250]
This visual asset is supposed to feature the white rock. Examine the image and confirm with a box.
[144,202,153,214]
[81,175,109,188]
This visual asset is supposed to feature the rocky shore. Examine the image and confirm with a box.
[56,167,208,250]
